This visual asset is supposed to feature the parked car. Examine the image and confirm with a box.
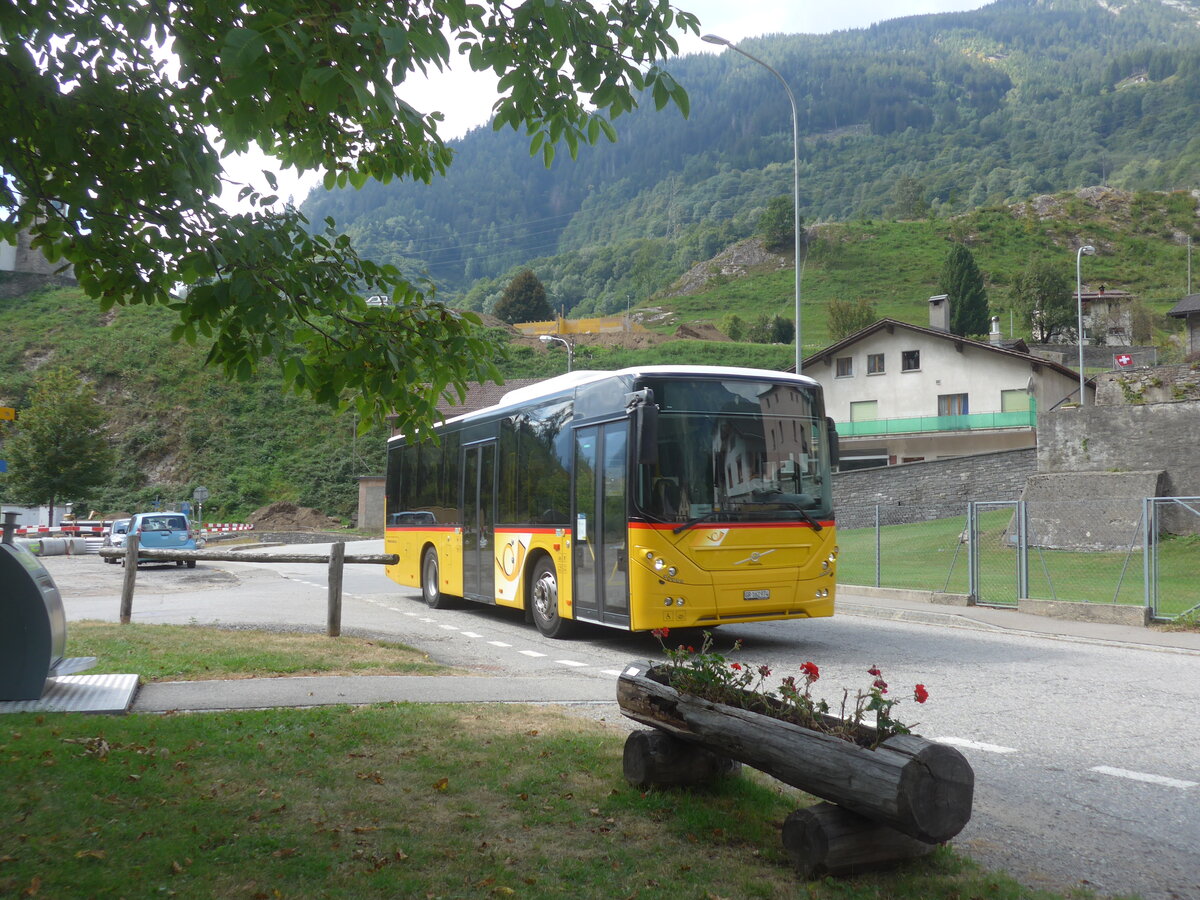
[101,518,131,564]
[127,512,199,567]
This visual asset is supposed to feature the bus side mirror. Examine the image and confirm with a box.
[826,416,840,468]
[627,389,659,467]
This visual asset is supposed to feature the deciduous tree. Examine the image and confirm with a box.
[758,195,800,253]
[3,368,115,523]
[828,297,878,341]
[0,1,696,436]
[494,269,552,325]
[1010,260,1073,342]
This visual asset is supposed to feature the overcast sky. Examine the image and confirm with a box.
[221,0,992,210]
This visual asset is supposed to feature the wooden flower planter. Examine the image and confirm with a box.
[616,661,975,876]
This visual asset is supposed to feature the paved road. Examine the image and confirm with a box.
[44,545,1200,900]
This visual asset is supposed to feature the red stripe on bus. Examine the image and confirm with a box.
[629,520,834,531]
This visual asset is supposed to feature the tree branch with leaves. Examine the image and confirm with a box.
[0,0,697,436]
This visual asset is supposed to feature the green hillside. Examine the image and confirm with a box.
[2,185,1193,521]
[302,0,1200,318]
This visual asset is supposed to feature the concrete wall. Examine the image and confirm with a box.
[1037,400,1200,497]
[357,476,386,533]
[1021,471,1165,550]
[832,447,1038,524]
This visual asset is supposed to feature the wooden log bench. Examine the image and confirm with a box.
[616,661,974,877]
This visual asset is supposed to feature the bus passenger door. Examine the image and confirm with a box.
[462,441,496,603]
[573,422,629,627]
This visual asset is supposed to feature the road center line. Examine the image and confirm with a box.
[460,631,483,638]
[487,641,511,648]
[936,737,1018,754]
[555,660,588,667]
[1090,766,1197,789]
[518,650,547,658]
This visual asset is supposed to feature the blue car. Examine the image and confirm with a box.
[127,512,199,567]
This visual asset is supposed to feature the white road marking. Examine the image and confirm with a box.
[601,669,624,677]
[518,650,547,658]
[555,660,587,668]
[438,624,459,631]
[936,737,1018,754]
[460,632,483,638]
[404,612,419,617]
[1090,766,1197,790]
[487,641,511,648]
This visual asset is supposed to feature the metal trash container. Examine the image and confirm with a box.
[1,512,96,701]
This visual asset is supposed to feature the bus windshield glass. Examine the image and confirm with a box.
[636,377,832,526]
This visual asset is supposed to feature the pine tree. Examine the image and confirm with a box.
[939,244,990,337]
[494,269,552,324]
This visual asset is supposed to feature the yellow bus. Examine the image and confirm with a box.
[384,365,839,637]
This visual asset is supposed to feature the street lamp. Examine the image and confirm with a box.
[539,334,574,372]
[702,33,803,373]
[1076,244,1096,405]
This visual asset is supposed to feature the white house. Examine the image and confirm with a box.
[801,298,1091,470]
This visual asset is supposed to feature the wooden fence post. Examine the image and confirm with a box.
[119,533,138,624]
[327,541,345,637]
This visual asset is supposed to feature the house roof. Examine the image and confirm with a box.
[1167,294,1200,318]
[801,317,1082,383]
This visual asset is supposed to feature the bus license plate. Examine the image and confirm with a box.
[743,589,770,600]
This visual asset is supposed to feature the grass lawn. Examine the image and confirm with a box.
[836,511,1198,619]
[1,626,1109,899]
[67,622,449,682]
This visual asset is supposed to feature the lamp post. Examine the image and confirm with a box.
[539,334,574,372]
[702,33,802,374]
[1076,244,1096,405]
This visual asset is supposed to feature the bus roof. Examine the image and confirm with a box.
[390,365,820,443]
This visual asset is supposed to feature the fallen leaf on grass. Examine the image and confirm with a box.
[433,777,449,792]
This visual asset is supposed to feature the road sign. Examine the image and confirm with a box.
[1115,353,1134,368]
[193,486,209,502]
[0,460,6,473]
[0,407,15,421]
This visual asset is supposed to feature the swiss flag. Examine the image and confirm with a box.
[1115,353,1134,368]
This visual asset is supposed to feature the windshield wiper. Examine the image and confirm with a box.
[748,491,824,532]
[672,510,722,535]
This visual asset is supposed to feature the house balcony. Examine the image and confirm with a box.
[838,409,1037,437]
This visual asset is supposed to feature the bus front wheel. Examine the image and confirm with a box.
[422,548,455,609]
[530,557,575,639]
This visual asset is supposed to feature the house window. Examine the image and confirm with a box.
[836,356,853,377]
[938,393,969,416]
[849,400,878,422]
[867,353,885,374]
[901,350,920,371]
[1001,389,1031,412]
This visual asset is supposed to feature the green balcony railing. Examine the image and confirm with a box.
[838,409,1037,437]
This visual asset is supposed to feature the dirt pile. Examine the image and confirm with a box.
[249,502,343,531]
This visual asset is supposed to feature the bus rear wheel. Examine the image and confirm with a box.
[529,557,575,639]
[421,547,456,609]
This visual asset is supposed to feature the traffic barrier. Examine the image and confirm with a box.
[201,523,255,533]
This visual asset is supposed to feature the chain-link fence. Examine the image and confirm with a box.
[837,498,1200,621]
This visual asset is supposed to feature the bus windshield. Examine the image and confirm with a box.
[635,377,833,527]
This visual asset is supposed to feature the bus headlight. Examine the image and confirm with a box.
[663,597,673,606]
[667,566,677,577]
[654,557,665,571]
[676,597,685,606]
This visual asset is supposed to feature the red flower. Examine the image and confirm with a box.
[914,684,929,704]
[873,678,889,694]
[730,662,742,671]
[651,627,670,639]
[758,665,772,678]
[800,661,820,681]
[867,665,882,677]
[686,646,695,653]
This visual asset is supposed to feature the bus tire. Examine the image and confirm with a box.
[186,559,196,569]
[421,547,456,609]
[529,557,575,639]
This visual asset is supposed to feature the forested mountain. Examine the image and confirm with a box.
[301,0,1200,317]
